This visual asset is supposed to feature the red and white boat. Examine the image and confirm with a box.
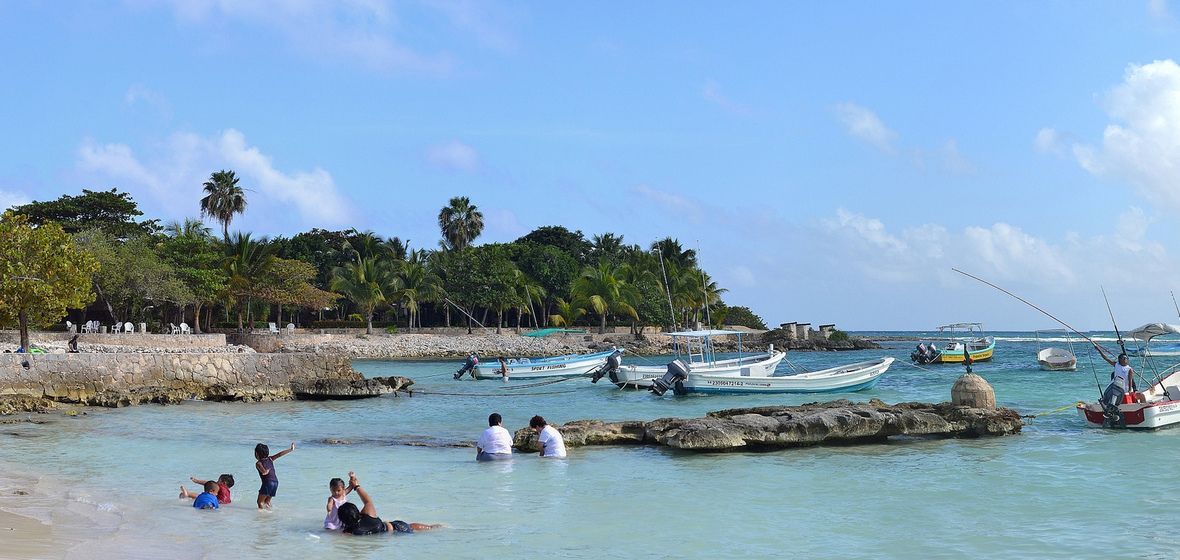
[1077,323,1180,429]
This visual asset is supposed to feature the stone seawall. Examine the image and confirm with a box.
[0,352,403,409]
[1,332,228,348]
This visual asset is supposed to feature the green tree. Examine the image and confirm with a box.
[159,220,225,333]
[10,188,160,239]
[200,170,248,240]
[254,258,338,325]
[0,212,98,349]
[589,232,627,266]
[440,244,517,333]
[516,226,591,264]
[437,196,484,250]
[571,262,640,334]
[651,237,697,269]
[73,230,193,326]
[716,305,766,330]
[222,233,277,332]
[390,259,444,331]
[514,244,579,326]
[330,256,397,334]
[549,297,585,328]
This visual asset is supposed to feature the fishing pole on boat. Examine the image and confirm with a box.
[1100,286,1127,356]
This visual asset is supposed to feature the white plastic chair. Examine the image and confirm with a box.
[65,321,74,333]
[124,322,134,334]
[180,323,190,335]
[286,323,295,335]
[169,323,179,335]
[268,323,279,334]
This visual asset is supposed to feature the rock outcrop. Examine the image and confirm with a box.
[513,398,1022,452]
[291,376,414,400]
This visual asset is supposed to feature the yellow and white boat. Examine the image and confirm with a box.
[911,323,995,364]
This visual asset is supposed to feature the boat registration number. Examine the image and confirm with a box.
[1158,403,1179,413]
[531,364,567,371]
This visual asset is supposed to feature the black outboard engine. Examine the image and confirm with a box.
[649,359,690,396]
[910,343,925,363]
[454,353,479,379]
[590,349,623,384]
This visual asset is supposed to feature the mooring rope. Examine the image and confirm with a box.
[1024,401,1085,419]
[411,389,580,397]
[499,377,575,390]
[895,360,960,380]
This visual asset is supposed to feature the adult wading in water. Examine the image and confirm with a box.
[1093,344,1139,426]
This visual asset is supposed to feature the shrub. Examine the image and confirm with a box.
[347,314,363,322]
[722,306,767,330]
[829,329,850,342]
[385,325,398,334]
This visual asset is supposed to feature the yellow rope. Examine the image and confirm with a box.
[1024,401,1085,419]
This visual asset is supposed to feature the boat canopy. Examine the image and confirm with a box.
[1128,323,1180,340]
[938,323,984,330]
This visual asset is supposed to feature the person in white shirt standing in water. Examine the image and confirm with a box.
[1094,344,1139,407]
[530,415,566,458]
[476,413,514,461]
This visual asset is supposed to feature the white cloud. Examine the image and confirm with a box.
[1072,59,1180,211]
[140,0,461,74]
[702,79,752,116]
[1148,0,1173,20]
[939,139,976,174]
[421,0,519,51]
[481,206,527,240]
[1035,127,1065,156]
[123,84,173,120]
[632,184,708,225]
[76,128,357,231]
[834,102,898,154]
[425,140,482,173]
[728,265,756,288]
[0,188,30,211]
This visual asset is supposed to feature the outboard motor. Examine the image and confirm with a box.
[454,353,479,380]
[590,349,623,384]
[650,359,690,396]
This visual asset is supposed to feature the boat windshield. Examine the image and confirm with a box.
[669,330,745,365]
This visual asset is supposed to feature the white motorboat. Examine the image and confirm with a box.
[454,348,622,381]
[1035,329,1076,371]
[603,330,783,390]
[605,330,892,395]
[1077,323,1180,429]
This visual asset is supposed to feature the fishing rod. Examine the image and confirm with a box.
[952,269,1107,397]
[1101,286,1127,356]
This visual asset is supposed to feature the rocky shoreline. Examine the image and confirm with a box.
[512,398,1023,452]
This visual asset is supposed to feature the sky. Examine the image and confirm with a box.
[3,1,1180,331]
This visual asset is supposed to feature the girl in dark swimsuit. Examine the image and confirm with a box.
[336,473,444,535]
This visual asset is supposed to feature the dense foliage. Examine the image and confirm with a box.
[4,182,773,334]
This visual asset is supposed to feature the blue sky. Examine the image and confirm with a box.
[3,1,1180,330]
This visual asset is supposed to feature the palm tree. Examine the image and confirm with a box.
[200,170,248,240]
[330,257,397,334]
[549,298,585,328]
[571,263,640,335]
[164,218,214,240]
[510,269,546,333]
[437,196,484,250]
[391,260,444,331]
[343,230,389,262]
[590,233,626,264]
[222,233,277,332]
[651,237,696,269]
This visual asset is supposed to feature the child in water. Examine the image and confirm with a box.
[191,481,220,509]
[254,442,295,509]
[180,474,234,505]
[324,472,356,530]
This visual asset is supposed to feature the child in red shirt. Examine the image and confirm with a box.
[180,474,235,504]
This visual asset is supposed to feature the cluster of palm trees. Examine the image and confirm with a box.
[329,233,443,334]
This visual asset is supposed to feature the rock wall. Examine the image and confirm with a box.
[1,332,228,348]
[0,352,395,408]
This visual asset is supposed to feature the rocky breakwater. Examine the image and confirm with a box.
[0,353,412,411]
[513,398,1023,452]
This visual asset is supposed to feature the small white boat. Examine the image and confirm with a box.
[1035,329,1076,371]
[454,348,622,381]
[606,330,784,390]
[675,357,895,394]
[1078,323,1180,429]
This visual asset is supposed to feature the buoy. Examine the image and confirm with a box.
[951,373,996,409]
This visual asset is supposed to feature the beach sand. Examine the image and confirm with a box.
[0,508,53,560]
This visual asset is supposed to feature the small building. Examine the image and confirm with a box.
[795,323,810,341]
[818,324,836,340]
[780,322,797,340]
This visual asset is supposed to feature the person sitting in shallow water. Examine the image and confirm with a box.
[336,473,444,535]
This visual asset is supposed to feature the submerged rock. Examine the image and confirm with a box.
[291,376,414,400]
[512,398,1022,452]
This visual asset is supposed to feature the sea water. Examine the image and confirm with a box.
[3,333,1180,559]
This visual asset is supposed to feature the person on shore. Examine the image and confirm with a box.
[497,357,509,382]
[1094,344,1139,406]
[180,474,234,505]
[254,442,295,509]
[190,481,221,509]
[324,474,355,530]
[336,472,445,535]
[476,413,513,461]
[530,415,566,458]
[67,335,79,353]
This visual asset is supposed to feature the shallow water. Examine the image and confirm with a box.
[2,333,1180,559]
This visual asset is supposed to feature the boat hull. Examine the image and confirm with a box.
[680,357,893,394]
[1077,370,1180,429]
[932,339,995,363]
[612,352,783,389]
[1037,347,1077,371]
[472,349,618,380]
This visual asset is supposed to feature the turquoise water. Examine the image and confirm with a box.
[3,333,1180,559]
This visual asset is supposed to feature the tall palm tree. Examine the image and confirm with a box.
[571,262,640,335]
[330,257,397,334]
[510,269,546,332]
[437,196,484,250]
[200,170,248,240]
[651,237,696,269]
[222,233,277,332]
[164,218,214,240]
[343,230,389,262]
